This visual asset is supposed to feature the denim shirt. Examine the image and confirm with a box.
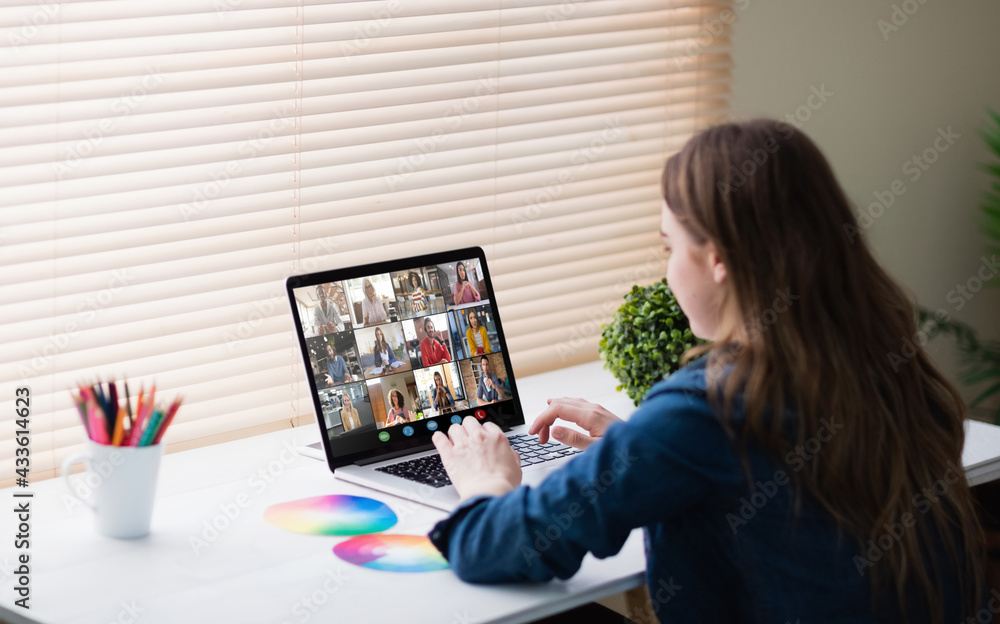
[428,358,970,623]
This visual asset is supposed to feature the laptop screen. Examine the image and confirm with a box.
[286,247,523,468]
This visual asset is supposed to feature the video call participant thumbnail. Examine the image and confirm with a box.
[419,316,452,367]
[324,341,351,386]
[385,389,413,426]
[452,261,481,306]
[406,272,428,314]
[355,323,411,378]
[313,283,345,335]
[340,392,361,431]
[430,370,454,411]
[366,371,422,429]
[475,355,506,405]
[465,308,491,356]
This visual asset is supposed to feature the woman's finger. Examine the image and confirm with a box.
[481,420,507,442]
[545,397,594,407]
[528,400,602,438]
[461,415,486,443]
[431,431,453,460]
[446,419,470,446]
[551,426,597,450]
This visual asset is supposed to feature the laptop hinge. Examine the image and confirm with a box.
[354,443,436,466]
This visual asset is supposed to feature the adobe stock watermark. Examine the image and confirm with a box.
[511,116,625,234]
[960,588,1000,624]
[278,567,348,624]
[52,66,165,180]
[887,254,998,372]
[383,75,499,192]
[340,0,401,57]
[716,121,795,197]
[673,0,750,71]
[852,460,963,575]
[781,84,834,130]
[555,246,666,363]
[877,0,932,42]
[60,448,125,515]
[225,237,342,352]
[518,448,638,566]
[702,287,800,390]
[0,555,21,585]
[542,0,583,29]
[725,416,843,533]
[188,440,306,556]
[5,1,61,57]
[944,254,999,312]
[630,577,683,623]
[212,0,241,18]
[181,102,297,221]
[718,86,833,197]
[17,269,135,381]
[845,125,960,244]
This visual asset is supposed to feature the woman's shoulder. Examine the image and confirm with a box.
[641,356,710,403]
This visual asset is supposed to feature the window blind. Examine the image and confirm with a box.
[0,0,733,483]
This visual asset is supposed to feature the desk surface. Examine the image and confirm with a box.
[3,360,1000,624]
[0,360,642,624]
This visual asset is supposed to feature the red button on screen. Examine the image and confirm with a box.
[475,409,486,420]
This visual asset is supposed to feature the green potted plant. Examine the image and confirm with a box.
[921,107,1000,423]
[598,278,698,406]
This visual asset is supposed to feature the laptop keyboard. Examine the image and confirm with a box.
[374,434,582,488]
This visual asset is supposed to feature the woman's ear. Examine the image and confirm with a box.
[708,243,727,284]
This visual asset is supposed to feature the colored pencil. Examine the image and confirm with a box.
[151,397,183,445]
[73,395,90,438]
[73,380,180,446]
[111,407,125,446]
[138,410,163,447]
[107,382,118,442]
[124,381,134,432]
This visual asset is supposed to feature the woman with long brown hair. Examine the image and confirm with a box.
[427,118,985,623]
[385,389,411,426]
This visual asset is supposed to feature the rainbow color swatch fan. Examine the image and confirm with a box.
[264,495,397,536]
[334,534,449,573]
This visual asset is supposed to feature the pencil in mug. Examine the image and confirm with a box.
[128,384,154,447]
[75,380,181,446]
[132,384,169,447]
[107,381,118,443]
[124,380,134,432]
[111,407,126,446]
[72,394,90,440]
[150,397,183,446]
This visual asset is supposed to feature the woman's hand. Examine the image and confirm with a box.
[432,416,521,501]
[528,397,625,449]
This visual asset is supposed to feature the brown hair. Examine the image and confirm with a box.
[389,389,404,410]
[661,118,983,620]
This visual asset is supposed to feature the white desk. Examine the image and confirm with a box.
[0,361,641,624]
[2,360,1000,624]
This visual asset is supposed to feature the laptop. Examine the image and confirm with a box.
[285,246,581,512]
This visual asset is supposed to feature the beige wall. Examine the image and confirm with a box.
[729,0,1000,417]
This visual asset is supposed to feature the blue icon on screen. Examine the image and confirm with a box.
[426,420,438,431]
[402,426,414,437]
[450,415,463,425]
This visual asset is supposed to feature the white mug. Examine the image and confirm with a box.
[62,439,164,539]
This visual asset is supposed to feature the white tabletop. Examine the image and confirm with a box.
[2,359,999,624]
[0,360,642,624]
